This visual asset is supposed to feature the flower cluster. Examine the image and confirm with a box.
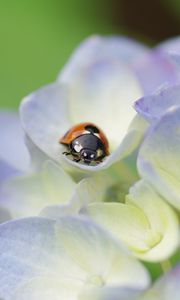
[0,35,180,300]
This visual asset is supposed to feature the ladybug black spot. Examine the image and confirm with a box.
[85,125,100,134]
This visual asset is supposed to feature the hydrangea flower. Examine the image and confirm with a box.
[20,36,180,173]
[0,215,150,300]
[0,35,180,300]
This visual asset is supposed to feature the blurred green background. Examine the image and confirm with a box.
[0,0,180,108]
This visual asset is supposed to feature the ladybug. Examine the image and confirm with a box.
[60,122,109,165]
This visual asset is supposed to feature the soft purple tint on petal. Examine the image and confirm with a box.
[157,36,180,54]
[134,84,180,123]
[133,51,178,95]
[0,159,20,184]
[144,264,180,300]
[58,35,179,97]
[168,53,180,69]
[58,35,149,84]
[0,111,30,172]
[80,286,142,300]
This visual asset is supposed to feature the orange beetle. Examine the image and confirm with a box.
[60,122,109,165]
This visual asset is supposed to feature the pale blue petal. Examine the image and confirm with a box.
[58,36,149,84]
[0,159,20,184]
[133,51,178,94]
[0,111,30,172]
[157,36,180,54]
[143,264,180,300]
[135,84,180,123]
[0,217,83,299]
[80,286,142,300]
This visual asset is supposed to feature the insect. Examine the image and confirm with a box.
[60,122,109,165]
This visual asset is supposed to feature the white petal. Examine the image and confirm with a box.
[56,216,150,288]
[58,38,143,149]
[0,161,76,219]
[86,202,156,253]
[13,277,83,300]
[127,180,179,261]
[20,83,72,170]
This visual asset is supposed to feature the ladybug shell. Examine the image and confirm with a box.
[60,122,109,155]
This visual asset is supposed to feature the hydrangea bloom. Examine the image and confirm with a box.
[0,35,180,300]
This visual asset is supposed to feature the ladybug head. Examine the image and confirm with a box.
[80,148,97,164]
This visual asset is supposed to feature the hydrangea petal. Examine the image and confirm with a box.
[127,180,179,261]
[58,36,149,80]
[59,35,179,97]
[0,159,20,184]
[13,277,83,300]
[165,53,180,68]
[20,83,72,170]
[0,216,150,299]
[133,51,178,95]
[80,286,142,300]
[60,61,142,149]
[138,107,180,210]
[0,111,30,172]
[0,217,84,299]
[86,202,156,253]
[142,264,180,300]
[58,36,143,149]
[157,36,180,54]
[56,216,150,288]
[134,84,180,123]
[0,161,76,219]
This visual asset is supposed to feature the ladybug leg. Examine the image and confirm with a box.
[95,157,104,164]
[96,160,102,164]
[73,158,81,163]
[62,151,71,156]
